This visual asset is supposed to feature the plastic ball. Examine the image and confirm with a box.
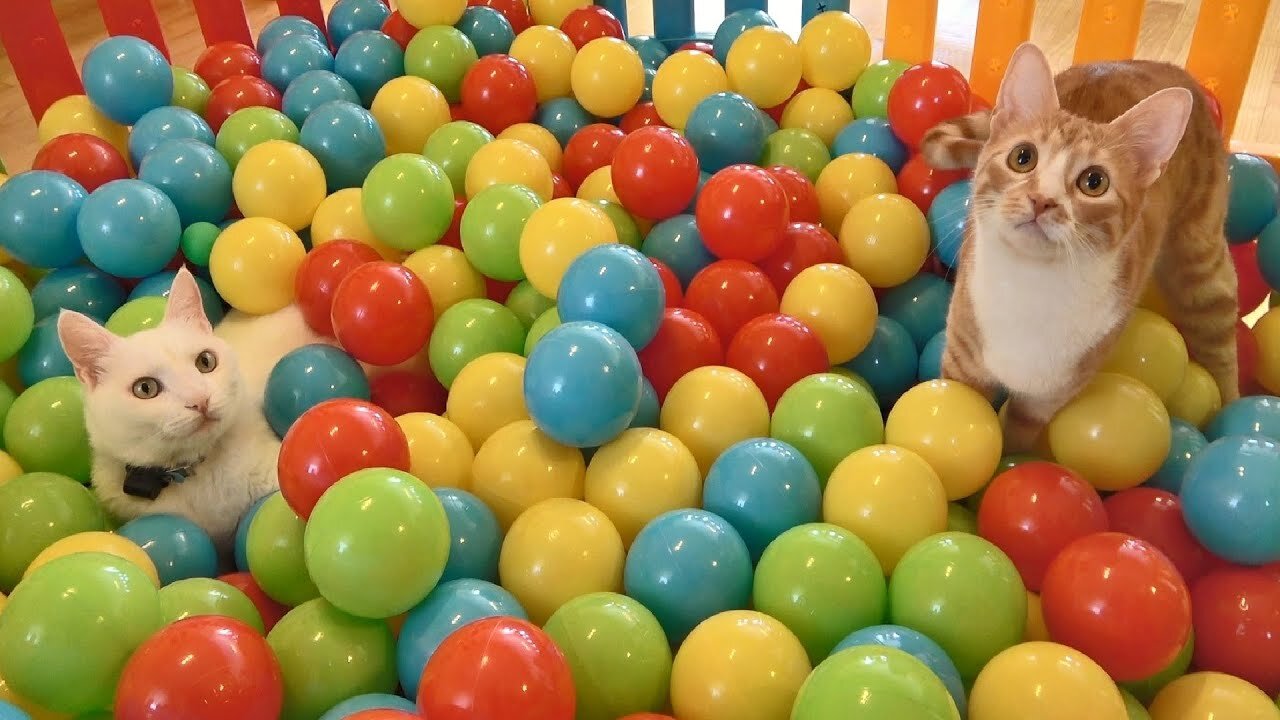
[460,55,537,135]
[1105,489,1215,589]
[465,137,554,202]
[694,165,790,261]
[427,298,526,387]
[839,192,930,288]
[0,472,107,590]
[36,93,129,164]
[518,197,617,297]
[135,138,232,226]
[1047,372,1171,492]
[814,152,898,232]
[435,352,524,450]
[1190,565,1280,696]
[832,118,908,173]
[29,266,124,324]
[524,321,642,447]
[24,531,157,589]
[780,87,853,147]
[215,106,298,169]
[194,41,261,89]
[361,154,455,252]
[832,625,966,714]
[637,214,711,286]
[295,99,385,194]
[202,75,281,133]
[329,0,390,47]
[569,37,644,118]
[611,126,700,222]
[76,179,181,278]
[1226,152,1279,242]
[404,25,477,104]
[256,16,327,56]
[32,133,130,192]
[457,6,515,56]
[83,36,172,125]
[658,365,768,474]
[557,244,664,348]
[723,312,826,409]
[117,513,219,585]
[366,77,448,157]
[263,344,371,437]
[129,105,215,169]
[2,379,92,483]
[968,641,1127,720]
[759,128,830,182]
[16,318,71,386]
[724,25,801,109]
[842,315,918,407]
[499,124,562,174]
[926,178,972,267]
[1144,418,1209,494]
[320,694,419,720]
[1206,394,1280,442]
[334,30,405,106]
[652,50,730,130]
[396,412,474,491]
[403,243,487,318]
[880,273,954,351]
[261,34,333,93]
[209,217,307,314]
[562,123,623,189]
[329,261,433,365]
[0,269,34,364]
[768,372,882,484]
[582,427,700,547]
[0,170,86,269]
[459,183,540,281]
[294,241,382,337]
[431,488,500,583]
[245,492,319,606]
[1100,308,1190,403]
[797,11,872,91]
[1260,217,1280,290]
[886,61,971,150]
[791,644,961,720]
[680,93,768,177]
[470,419,584,529]
[1180,434,1280,565]
[157,576,265,631]
[633,307,720,400]
[1148,672,1280,720]
[1257,309,1280,394]
[778,262,877,363]
[231,139,326,230]
[509,25,577,103]
[883,379,1002,500]
[311,187,397,259]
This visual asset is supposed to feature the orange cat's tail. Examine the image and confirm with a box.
[920,110,993,170]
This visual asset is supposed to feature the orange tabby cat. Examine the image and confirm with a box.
[921,42,1239,451]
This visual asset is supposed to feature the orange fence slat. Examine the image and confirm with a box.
[1183,0,1271,137]
[969,0,1037,104]
[1072,0,1144,64]
[884,0,939,64]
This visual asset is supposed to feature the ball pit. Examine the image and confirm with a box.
[0,3,1277,720]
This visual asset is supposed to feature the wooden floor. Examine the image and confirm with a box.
[0,0,1277,172]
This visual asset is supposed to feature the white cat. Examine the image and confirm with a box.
[57,267,329,552]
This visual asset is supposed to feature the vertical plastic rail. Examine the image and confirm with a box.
[654,0,697,47]
[1072,0,1145,64]
[1183,0,1270,137]
[969,0,1036,104]
[192,0,255,47]
[802,0,852,25]
[0,0,83,122]
[96,0,170,59]
[883,0,938,64]
[597,0,631,34]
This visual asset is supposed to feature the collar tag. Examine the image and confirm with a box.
[122,464,196,500]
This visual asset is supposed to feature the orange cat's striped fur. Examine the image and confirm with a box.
[921,43,1239,451]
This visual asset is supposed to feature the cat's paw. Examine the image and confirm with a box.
[1001,413,1046,455]
[920,111,992,170]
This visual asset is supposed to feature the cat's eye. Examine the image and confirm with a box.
[1006,143,1038,173]
[1076,166,1110,197]
[132,378,162,400]
[195,350,218,374]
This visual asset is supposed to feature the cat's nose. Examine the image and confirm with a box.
[186,401,211,417]
[1029,194,1059,217]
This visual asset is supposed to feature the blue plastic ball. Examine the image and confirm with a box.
[927,179,971,267]
[0,700,29,720]
[1225,152,1279,242]
[843,315,920,408]
[458,6,515,57]
[327,0,391,49]
[281,70,361,126]
[319,694,418,720]
[0,170,86,269]
[641,67,657,102]
[524,321,643,447]
[300,100,388,192]
[557,244,665,349]
[233,494,270,572]
[30,266,126,323]
[879,273,954,351]
[702,438,822,562]
[918,329,945,381]
[435,487,502,584]
[1259,216,1280,291]
[17,317,73,387]
[262,34,334,93]
[536,98,594,147]
[117,513,219,585]
[640,214,715,286]
[82,36,173,125]
[128,270,226,326]
[1180,434,1280,565]
[834,624,967,715]
[832,118,909,173]
[1145,418,1208,494]
[334,30,406,106]
[264,343,371,437]
[630,377,660,429]
[712,9,777,64]
[396,578,527,698]
[77,179,182,278]
[627,35,669,70]
[128,105,215,167]
[257,15,328,56]
[685,92,769,173]
[624,508,753,644]
[137,138,234,226]
[1206,395,1280,443]
[683,170,714,214]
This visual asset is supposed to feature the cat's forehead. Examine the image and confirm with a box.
[993,111,1120,153]
[103,324,225,373]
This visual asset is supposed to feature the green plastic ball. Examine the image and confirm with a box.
[158,577,265,633]
[245,492,319,607]
[0,266,34,363]
[171,66,211,116]
[180,222,221,267]
[460,183,541,281]
[596,201,643,249]
[0,378,15,447]
[423,121,493,196]
[362,153,455,252]
[403,26,478,103]
[1119,631,1194,704]
[1121,689,1152,720]
[851,59,910,120]
[760,128,831,182]
[105,296,167,336]
[524,307,561,356]
[0,471,107,590]
[505,280,555,329]
[2,377,92,483]
[428,298,526,388]
[946,503,977,534]
[770,372,884,486]
[792,644,961,720]
[215,107,299,169]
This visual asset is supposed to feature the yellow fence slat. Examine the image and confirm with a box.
[884,0,939,64]
[1072,0,1145,63]
[1183,0,1271,137]
[969,0,1037,103]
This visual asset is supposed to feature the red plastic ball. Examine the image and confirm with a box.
[637,307,724,401]
[437,196,466,249]
[460,54,538,135]
[277,398,411,520]
[756,222,843,295]
[620,716,677,720]
[650,258,683,307]
[766,165,820,224]
[726,313,829,410]
[115,616,282,720]
[486,277,519,303]
[1103,487,1219,584]
[683,260,781,349]
[612,126,701,221]
[331,261,435,366]
[619,102,667,134]
[205,75,282,132]
[896,153,969,214]
[677,41,713,55]
[295,240,383,336]
[1190,566,1280,695]
[977,461,1109,592]
[1040,532,1193,682]
[347,712,419,720]
[762,78,811,125]
[417,616,575,720]
[1198,82,1224,132]
[560,6,625,48]
[886,61,972,150]
[194,41,262,88]
[562,123,626,190]
[1232,239,1270,316]
[1240,320,1261,389]
[381,10,418,50]
[31,133,130,192]
[469,0,533,33]
[551,173,573,199]
[450,103,470,123]
[696,165,791,262]
[370,369,448,416]
[218,572,289,631]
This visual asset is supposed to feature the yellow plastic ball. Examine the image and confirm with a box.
[969,642,1128,720]
[1047,372,1171,492]
[509,26,577,103]
[576,165,618,203]
[498,123,563,174]
[781,87,854,148]
[1149,672,1280,720]
[37,94,129,160]
[370,75,451,155]
[403,244,486,318]
[1101,308,1190,403]
[0,675,71,720]
[885,379,1004,501]
[584,428,703,547]
[652,50,730,130]
[1025,592,1050,642]
[499,497,624,625]
[0,451,22,484]
[23,532,161,588]
[311,188,401,260]
[1139,281,1172,318]
[839,192,930,288]
[396,412,474,490]
[209,217,307,315]
[445,351,529,449]
[779,263,878,364]
[815,153,899,232]
[1253,308,1280,394]
[398,0,465,28]
[471,419,585,529]
[659,366,771,476]
[519,197,617,299]
[571,37,645,119]
[231,140,326,231]
[670,610,812,720]
[725,26,803,110]
[465,137,554,202]
[797,11,873,91]
[823,444,948,573]
[1166,362,1222,429]
[529,0,591,26]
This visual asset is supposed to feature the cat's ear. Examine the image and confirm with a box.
[1110,86,1194,187]
[163,266,213,334]
[992,43,1059,131]
[57,310,118,389]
